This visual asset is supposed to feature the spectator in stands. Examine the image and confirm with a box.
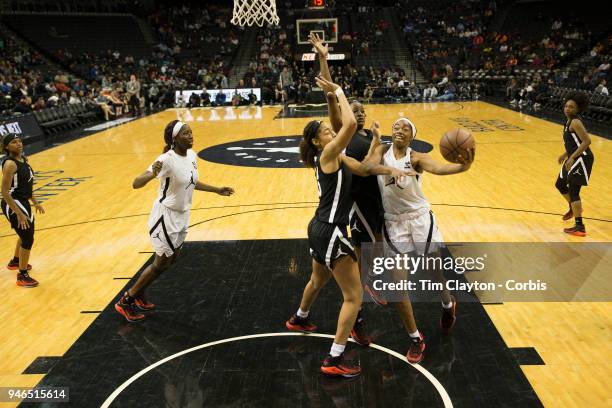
[231,90,243,106]
[436,82,457,101]
[68,91,80,104]
[109,90,126,115]
[296,77,310,104]
[423,83,438,101]
[274,81,286,104]
[201,88,211,106]
[279,66,293,103]
[214,89,227,106]
[14,96,32,114]
[363,85,373,102]
[46,93,59,108]
[407,82,422,101]
[220,74,229,89]
[33,97,45,111]
[126,75,141,116]
[188,91,201,108]
[95,92,114,121]
[247,89,257,105]
[595,79,609,95]
[507,77,519,101]
[147,83,160,109]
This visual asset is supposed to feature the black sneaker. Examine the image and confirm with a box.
[16,272,38,288]
[320,353,361,377]
[285,313,317,332]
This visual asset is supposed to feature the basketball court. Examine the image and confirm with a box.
[1,100,610,407]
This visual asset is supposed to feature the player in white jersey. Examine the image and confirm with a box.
[365,118,474,363]
[115,120,234,322]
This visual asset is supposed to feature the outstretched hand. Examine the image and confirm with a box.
[371,121,382,144]
[308,32,329,58]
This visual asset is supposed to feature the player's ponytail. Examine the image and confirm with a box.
[300,120,321,168]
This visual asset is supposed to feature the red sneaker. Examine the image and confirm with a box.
[562,209,573,221]
[285,313,317,332]
[350,316,371,346]
[320,353,361,377]
[7,260,32,270]
[115,293,145,322]
[441,296,457,334]
[407,333,425,364]
[16,272,38,288]
[134,293,155,311]
[563,225,586,237]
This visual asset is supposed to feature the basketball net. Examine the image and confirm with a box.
[231,0,280,27]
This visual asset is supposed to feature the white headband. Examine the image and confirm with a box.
[172,121,185,138]
[392,118,417,139]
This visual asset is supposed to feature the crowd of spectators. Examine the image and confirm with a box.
[1,2,246,120]
[2,0,610,120]
[505,36,610,111]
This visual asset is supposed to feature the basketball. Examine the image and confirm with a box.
[440,128,475,163]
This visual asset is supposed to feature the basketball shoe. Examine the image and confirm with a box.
[320,353,361,377]
[115,292,145,322]
[285,313,317,332]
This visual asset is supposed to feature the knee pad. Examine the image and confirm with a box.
[17,228,34,250]
[569,183,581,202]
[555,178,569,195]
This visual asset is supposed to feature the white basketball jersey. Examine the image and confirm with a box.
[377,146,430,215]
[148,149,199,212]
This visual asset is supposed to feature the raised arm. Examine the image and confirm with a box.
[309,33,332,82]
[413,149,474,175]
[309,32,342,132]
[317,77,357,161]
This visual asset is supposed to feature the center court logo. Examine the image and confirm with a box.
[198,136,433,168]
[199,136,303,168]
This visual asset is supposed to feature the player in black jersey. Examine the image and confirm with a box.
[555,93,594,236]
[286,72,411,377]
[305,33,385,341]
[1,134,44,287]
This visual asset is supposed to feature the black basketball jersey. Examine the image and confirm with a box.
[2,157,34,201]
[345,129,383,209]
[563,117,593,158]
[314,151,352,225]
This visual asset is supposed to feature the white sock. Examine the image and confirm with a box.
[442,300,453,309]
[297,308,309,318]
[409,330,421,338]
[330,342,346,357]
